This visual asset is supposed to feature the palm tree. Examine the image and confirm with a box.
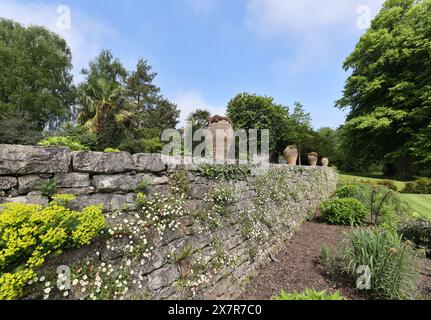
[77,78,126,134]
[187,109,211,128]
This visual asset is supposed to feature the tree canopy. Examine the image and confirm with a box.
[0,19,75,130]
[336,0,431,178]
[76,50,179,151]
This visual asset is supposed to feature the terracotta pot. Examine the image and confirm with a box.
[207,120,234,161]
[308,155,318,166]
[283,147,298,165]
[321,158,329,167]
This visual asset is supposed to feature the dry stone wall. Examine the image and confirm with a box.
[0,144,338,300]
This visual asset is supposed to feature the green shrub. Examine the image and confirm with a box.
[335,184,410,228]
[321,198,368,226]
[336,184,367,199]
[399,219,431,256]
[0,112,43,145]
[196,164,249,181]
[169,169,190,195]
[38,136,90,151]
[373,180,398,191]
[36,179,58,197]
[273,289,346,300]
[136,179,150,193]
[119,137,163,154]
[338,228,419,300]
[0,196,105,300]
[208,185,237,216]
[402,179,431,194]
[103,148,121,153]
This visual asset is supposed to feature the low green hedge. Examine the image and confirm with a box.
[320,198,368,226]
[402,179,431,194]
[273,289,346,300]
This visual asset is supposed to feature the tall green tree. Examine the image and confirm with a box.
[187,109,211,128]
[123,59,179,135]
[226,93,292,161]
[0,19,75,130]
[77,50,129,149]
[336,0,431,178]
[287,102,314,165]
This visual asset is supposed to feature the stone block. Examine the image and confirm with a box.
[0,145,70,175]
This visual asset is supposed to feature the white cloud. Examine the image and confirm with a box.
[245,0,385,76]
[0,0,116,83]
[245,0,384,38]
[172,89,226,127]
[184,0,218,16]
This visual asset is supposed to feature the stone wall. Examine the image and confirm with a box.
[0,144,338,300]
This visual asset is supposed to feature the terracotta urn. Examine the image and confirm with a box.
[283,145,298,165]
[308,152,318,166]
[321,158,329,167]
[207,116,234,162]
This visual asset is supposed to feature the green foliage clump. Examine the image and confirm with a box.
[273,289,346,300]
[196,164,249,181]
[169,169,190,195]
[36,179,58,198]
[0,112,43,145]
[399,219,431,257]
[402,179,431,194]
[135,192,184,236]
[0,197,105,300]
[320,198,368,226]
[338,228,419,300]
[38,136,90,151]
[335,183,410,229]
[335,184,366,199]
[208,186,236,217]
[136,179,150,193]
[103,148,121,153]
[118,137,164,155]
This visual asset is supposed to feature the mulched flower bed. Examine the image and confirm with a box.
[240,218,431,300]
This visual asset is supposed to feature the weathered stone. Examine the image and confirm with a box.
[140,249,165,275]
[133,154,166,172]
[5,196,28,204]
[92,174,140,192]
[18,175,49,194]
[140,174,169,186]
[0,177,17,190]
[72,151,135,173]
[74,193,136,211]
[166,156,213,171]
[5,192,49,206]
[55,173,90,188]
[148,265,180,291]
[26,192,49,206]
[0,145,70,175]
[57,187,96,195]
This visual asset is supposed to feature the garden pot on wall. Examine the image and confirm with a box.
[207,116,234,162]
[321,158,329,167]
[283,145,298,165]
[308,152,318,166]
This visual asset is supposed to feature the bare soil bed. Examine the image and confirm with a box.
[240,217,431,300]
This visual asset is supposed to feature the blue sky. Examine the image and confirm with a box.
[0,0,385,129]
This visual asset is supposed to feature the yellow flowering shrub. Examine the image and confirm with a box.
[0,195,106,300]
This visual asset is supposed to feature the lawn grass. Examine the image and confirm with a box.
[339,173,431,219]
[400,194,431,220]
[339,173,408,191]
